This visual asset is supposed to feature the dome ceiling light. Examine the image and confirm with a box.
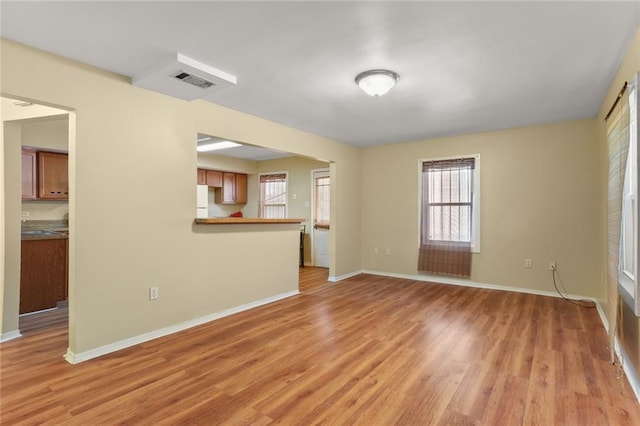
[355,69,399,97]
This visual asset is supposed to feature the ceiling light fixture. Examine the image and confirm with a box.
[197,141,242,152]
[355,69,399,97]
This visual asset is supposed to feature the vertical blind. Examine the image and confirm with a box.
[606,86,630,363]
[259,173,287,218]
[418,158,475,277]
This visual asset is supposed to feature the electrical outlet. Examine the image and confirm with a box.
[373,248,378,255]
[525,259,532,268]
[149,287,159,301]
[21,211,29,218]
[548,262,557,271]
[386,248,391,256]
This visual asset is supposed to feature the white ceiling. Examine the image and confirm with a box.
[197,134,291,161]
[1,1,639,147]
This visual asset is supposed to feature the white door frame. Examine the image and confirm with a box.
[310,168,330,267]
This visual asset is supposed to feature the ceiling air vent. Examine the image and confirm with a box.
[173,71,216,89]
[133,53,236,101]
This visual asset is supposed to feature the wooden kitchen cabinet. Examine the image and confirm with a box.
[206,170,223,188]
[235,173,248,204]
[215,172,247,204]
[37,151,68,200]
[197,169,223,187]
[197,168,206,185]
[22,147,37,200]
[20,238,67,314]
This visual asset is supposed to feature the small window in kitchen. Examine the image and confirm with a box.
[259,172,288,219]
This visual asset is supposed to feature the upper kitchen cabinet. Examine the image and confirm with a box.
[235,173,248,204]
[206,170,223,188]
[22,147,37,200]
[37,151,68,200]
[197,168,206,185]
[197,168,223,187]
[215,172,248,205]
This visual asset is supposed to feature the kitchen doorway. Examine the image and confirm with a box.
[311,169,330,268]
[1,96,73,348]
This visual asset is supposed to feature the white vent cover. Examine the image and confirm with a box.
[133,53,237,101]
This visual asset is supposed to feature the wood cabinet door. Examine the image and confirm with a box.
[206,170,223,188]
[221,172,236,203]
[235,173,248,204]
[197,169,206,185]
[20,239,66,314]
[38,151,68,200]
[21,148,37,200]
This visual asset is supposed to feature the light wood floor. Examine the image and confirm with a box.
[2,272,639,425]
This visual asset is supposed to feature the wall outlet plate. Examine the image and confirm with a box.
[149,287,159,300]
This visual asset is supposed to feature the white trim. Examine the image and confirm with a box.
[328,270,363,282]
[418,154,481,253]
[615,336,640,403]
[0,330,22,343]
[63,290,299,364]
[595,300,609,333]
[362,269,595,302]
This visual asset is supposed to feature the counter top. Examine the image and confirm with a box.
[21,220,69,240]
[21,230,68,241]
[194,218,305,225]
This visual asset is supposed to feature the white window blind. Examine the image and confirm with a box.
[259,173,287,218]
[418,156,479,277]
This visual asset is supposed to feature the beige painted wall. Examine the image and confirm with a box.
[1,38,362,353]
[361,119,602,297]
[257,156,329,264]
[2,122,22,336]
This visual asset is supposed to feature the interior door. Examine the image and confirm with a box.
[312,170,330,268]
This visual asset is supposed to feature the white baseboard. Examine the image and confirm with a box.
[64,290,299,364]
[362,269,597,302]
[0,330,22,343]
[614,337,640,403]
[328,270,363,282]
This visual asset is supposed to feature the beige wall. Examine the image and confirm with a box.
[2,122,22,335]
[361,119,602,297]
[1,38,362,353]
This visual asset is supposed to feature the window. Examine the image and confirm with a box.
[620,76,639,315]
[259,173,287,218]
[314,174,330,228]
[420,155,481,251]
[418,155,480,277]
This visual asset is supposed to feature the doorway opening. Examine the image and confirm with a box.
[311,169,330,268]
[1,96,72,348]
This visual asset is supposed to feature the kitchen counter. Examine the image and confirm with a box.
[21,220,69,240]
[194,218,304,225]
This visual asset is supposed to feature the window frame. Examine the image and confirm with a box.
[258,171,288,219]
[418,154,481,253]
[619,74,639,316]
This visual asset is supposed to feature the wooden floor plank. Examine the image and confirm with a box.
[1,272,639,425]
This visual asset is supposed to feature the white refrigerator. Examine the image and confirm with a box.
[196,185,209,218]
